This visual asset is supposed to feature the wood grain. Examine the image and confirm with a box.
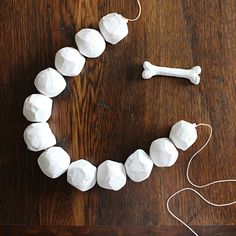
[0,0,235,232]
[1,225,236,236]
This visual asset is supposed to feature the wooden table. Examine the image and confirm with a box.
[0,0,235,235]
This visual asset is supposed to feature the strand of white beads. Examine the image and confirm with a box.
[22,8,200,189]
[21,2,236,236]
[23,2,200,192]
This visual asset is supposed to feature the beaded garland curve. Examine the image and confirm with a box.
[22,10,199,192]
[22,3,236,236]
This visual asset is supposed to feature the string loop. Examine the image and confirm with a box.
[124,0,142,22]
[167,123,236,236]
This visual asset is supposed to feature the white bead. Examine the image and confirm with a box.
[99,13,128,45]
[23,94,52,122]
[150,138,179,167]
[97,160,126,191]
[67,159,97,191]
[23,123,56,151]
[38,146,70,178]
[34,68,66,97]
[55,47,85,76]
[169,120,197,151]
[75,28,106,58]
[125,149,153,182]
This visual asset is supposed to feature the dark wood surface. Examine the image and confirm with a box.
[0,0,235,234]
[1,225,236,236]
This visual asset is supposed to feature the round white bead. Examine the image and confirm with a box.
[23,94,52,122]
[23,123,56,151]
[150,138,179,167]
[169,120,197,151]
[55,47,86,76]
[38,146,70,178]
[125,149,153,182]
[67,159,97,191]
[75,28,106,58]
[97,160,126,191]
[34,68,66,97]
[99,13,128,45]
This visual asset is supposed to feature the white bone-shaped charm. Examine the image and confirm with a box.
[142,61,201,85]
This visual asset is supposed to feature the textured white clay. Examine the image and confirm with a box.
[97,160,126,191]
[99,13,128,45]
[75,28,106,58]
[67,159,97,191]
[142,61,201,85]
[125,149,153,182]
[169,120,197,151]
[38,146,70,178]
[34,68,66,97]
[23,123,56,151]
[55,47,86,76]
[150,138,179,167]
[23,94,52,122]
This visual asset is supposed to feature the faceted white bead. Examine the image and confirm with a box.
[169,120,197,151]
[75,28,106,58]
[55,47,86,76]
[99,13,128,45]
[97,160,126,191]
[23,123,56,151]
[38,146,70,178]
[23,94,52,122]
[125,149,153,182]
[67,159,97,191]
[150,138,178,167]
[34,68,66,97]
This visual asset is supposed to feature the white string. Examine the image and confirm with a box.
[167,187,236,236]
[166,123,236,236]
[187,123,236,188]
[124,0,142,22]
